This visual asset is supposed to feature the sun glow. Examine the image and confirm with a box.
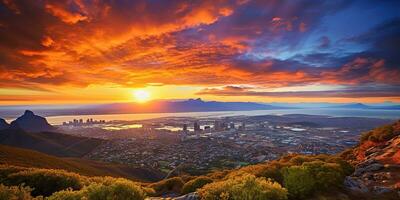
[133,90,151,103]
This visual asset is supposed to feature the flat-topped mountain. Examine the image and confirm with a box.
[9,110,55,132]
[329,103,371,109]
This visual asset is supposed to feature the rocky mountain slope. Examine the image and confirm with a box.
[342,120,400,195]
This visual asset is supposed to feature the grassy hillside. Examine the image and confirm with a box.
[0,145,164,182]
[0,129,103,157]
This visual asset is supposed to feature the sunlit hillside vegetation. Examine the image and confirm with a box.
[360,120,400,143]
[0,165,154,199]
[0,145,164,182]
[0,154,353,199]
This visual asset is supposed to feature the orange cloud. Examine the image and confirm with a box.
[45,3,88,24]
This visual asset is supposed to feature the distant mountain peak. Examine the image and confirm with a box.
[329,103,370,109]
[9,110,54,132]
[188,98,203,102]
[0,118,9,130]
[24,110,35,116]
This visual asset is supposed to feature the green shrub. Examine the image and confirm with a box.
[257,162,285,184]
[198,173,287,200]
[45,189,83,200]
[48,179,148,200]
[325,156,354,176]
[149,177,184,196]
[207,170,230,180]
[181,176,213,194]
[282,166,315,199]
[288,155,316,166]
[85,179,147,200]
[0,184,40,200]
[5,169,83,197]
[0,165,27,183]
[282,159,350,199]
[360,121,400,143]
[302,161,345,191]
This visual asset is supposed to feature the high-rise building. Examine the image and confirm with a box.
[183,124,188,131]
[229,122,235,129]
[214,120,221,131]
[194,121,201,132]
[239,122,246,131]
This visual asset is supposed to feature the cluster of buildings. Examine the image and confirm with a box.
[62,118,106,126]
[85,117,360,175]
[182,120,245,134]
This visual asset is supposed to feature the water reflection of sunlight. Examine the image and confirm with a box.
[102,124,142,131]
[155,126,181,132]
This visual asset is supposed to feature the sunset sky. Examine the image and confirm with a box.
[0,0,399,105]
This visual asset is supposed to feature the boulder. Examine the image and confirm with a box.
[146,193,199,200]
[175,193,199,200]
[373,186,393,194]
[344,176,369,193]
[354,163,384,176]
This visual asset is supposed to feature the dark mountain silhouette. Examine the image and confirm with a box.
[9,110,55,132]
[0,99,288,118]
[0,118,9,130]
[327,103,400,110]
[79,98,287,115]
[329,103,371,109]
[0,145,164,182]
[0,128,103,157]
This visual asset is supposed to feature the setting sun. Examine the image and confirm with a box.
[133,90,151,103]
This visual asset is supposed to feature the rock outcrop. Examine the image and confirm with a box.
[9,110,55,132]
[146,193,199,200]
[343,121,400,196]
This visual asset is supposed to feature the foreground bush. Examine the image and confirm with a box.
[282,160,349,199]
[206,154,353,199]
[48,179,150,200]
[149,177,184,196]
[282,166,315,199]
[360,121,399,143]
[198,173,287,200]
[0,184,40,200]
[4,169,83,197]
[181,176,213,194]
[0,165,27,183]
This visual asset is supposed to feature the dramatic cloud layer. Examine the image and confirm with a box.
[0,0,399,103]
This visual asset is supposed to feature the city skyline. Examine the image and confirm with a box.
[1,0,400,105]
